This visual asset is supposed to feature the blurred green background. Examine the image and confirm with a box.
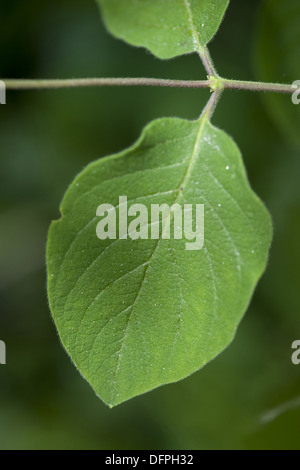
[0,0,299,450]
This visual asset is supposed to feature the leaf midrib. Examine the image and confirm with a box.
[110,117,208,403]
[183,0,203,51]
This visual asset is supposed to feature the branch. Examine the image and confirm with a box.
[1,77,296,94]
[223,79,294,94]
[2,78,211,90]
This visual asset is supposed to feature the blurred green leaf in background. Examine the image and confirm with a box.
[255,0,300,146]
[97,0,230,58]
[0,0,299,450]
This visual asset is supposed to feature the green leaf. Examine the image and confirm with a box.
[47,116,272,407]
[255,0,300,146]
[96,0,230,59]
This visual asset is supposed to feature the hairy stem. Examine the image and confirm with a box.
[201,88,224,120]
[199,46,219,77]
[2,77,296,94]
[223,79,294,94]
[2,78,212,90]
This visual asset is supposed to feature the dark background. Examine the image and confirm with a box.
[0,0,299,449]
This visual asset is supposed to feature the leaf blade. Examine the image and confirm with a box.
[47,117,272,407]
[96,0,230,59]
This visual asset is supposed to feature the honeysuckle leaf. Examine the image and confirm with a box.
[96,0,230,59]
[256,0,300,146]
[47,116,272,407]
